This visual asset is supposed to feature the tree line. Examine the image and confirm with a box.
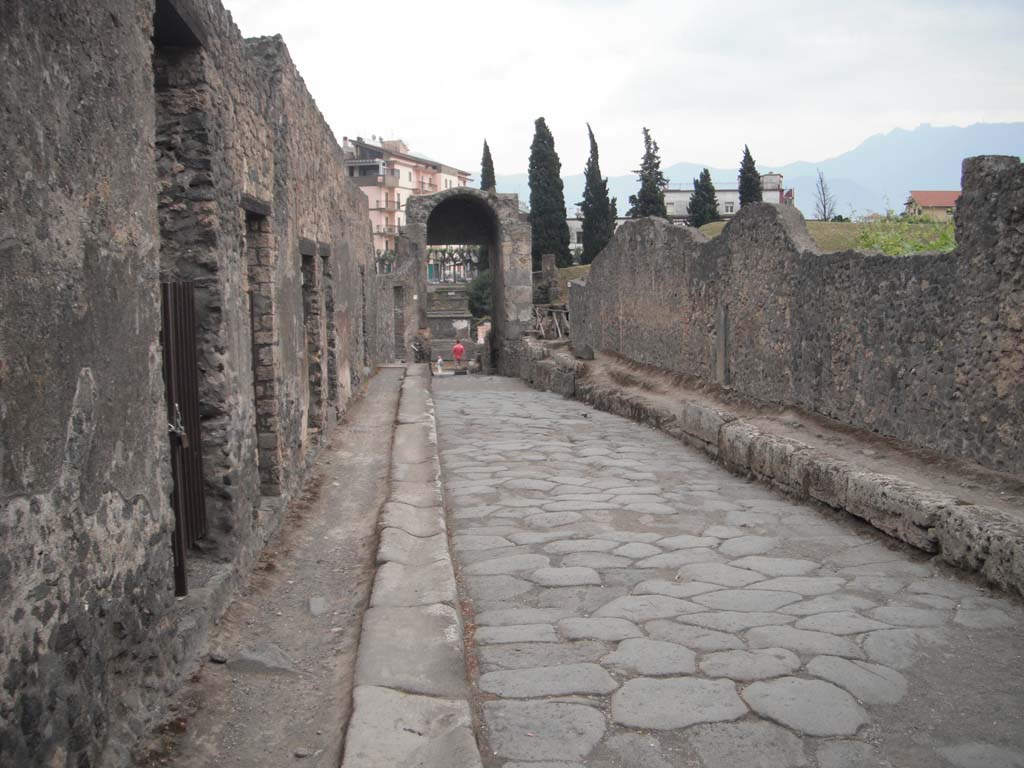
[480,125,774,269]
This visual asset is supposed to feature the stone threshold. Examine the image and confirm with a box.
[342,364,484,768]
[518,338,1024,598]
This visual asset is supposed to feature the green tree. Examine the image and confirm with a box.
[738,144,762,207]
[626,127,667,218]
[480,140,496,191]
[579,124,616,264]
[528,117,572,268]
[467,269,494,317]
[686,167,720,228]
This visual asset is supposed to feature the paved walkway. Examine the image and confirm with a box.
[434,376,1024,768]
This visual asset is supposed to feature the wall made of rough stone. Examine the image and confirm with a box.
[572,156,1023,477]
[0,3,176,765]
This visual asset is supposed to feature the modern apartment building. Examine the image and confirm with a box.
[664,172,795,222]
[341,137,472,258]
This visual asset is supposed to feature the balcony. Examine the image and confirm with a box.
[411,181,438,195]
[371,200,401,211]
[351,173,399,188]
[374,224,401,236]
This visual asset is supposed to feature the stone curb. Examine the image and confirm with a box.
[519,339,1024,598]
[342,364,484,768]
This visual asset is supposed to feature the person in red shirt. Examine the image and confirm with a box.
[452,338,465,368]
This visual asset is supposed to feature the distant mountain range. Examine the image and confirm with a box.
[493,123,1024,219]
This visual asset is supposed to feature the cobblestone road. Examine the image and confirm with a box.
[434,377,1024,768]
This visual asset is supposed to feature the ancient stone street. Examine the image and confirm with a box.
[435,377,1024,768]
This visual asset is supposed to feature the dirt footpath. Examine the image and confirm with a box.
[140,368,403,767]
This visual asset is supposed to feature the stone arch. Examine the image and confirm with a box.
[399,187,532,373]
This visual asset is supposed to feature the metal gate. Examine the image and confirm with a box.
[160,281,208,596]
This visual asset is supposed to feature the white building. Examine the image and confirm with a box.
[664,172,794,223]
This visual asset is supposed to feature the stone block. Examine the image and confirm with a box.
[718,422,759,474]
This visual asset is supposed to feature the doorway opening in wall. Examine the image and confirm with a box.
[393,286,406,362]
[321,247,339,416]
[424,195,502,367]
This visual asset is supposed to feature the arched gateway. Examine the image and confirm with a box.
[393,187,532,373]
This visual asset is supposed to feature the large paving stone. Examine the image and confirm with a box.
[633,579,722,599]
[391,481,444,509]
[371,560,457,607]
[510,531,578,545]
[594,531,664,543]
[544,539,618,554]
[453,534,514,551]
[699,648,801,681]
[676,563,765,587]
[562,553,633,569]
[475,624,560,644]
[529,567,602,587]
[479,663,618,698]
[747,626,863,658]
[477,608,574,626]
[794,611,892,635]
[601,638,696,675]
[749,576,846,595]
[341,686,477,768]
[717,535,779,557]
[380,502,445,537]
[686,720,809,768]
[806,655,908,705]
[611,677,747,729]
[613,542,663,558]
[681,611,795,632]
[779,594,877,616]
[527,511,585,528]
[464,554,550,575]
[465,574,535,601]
[637,548,724,568]
[869,605,947,627]
[693,589,802,612]
[816,740,878,768]
[484,701,606,761]
[594,595,702,622]
[937,742,1024,768]
[954,608,1015,629]
[378,528,449,566]
[558,617,642,641]
[861,628,942,669]
[730,556,820,576]
[741,677,869,736]
[646,620,744,651]
[478,641,609,671]
[355,606,467,697]
[659,534,720,549]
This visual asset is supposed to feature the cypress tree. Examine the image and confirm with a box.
[480,140,496,191]
[579,124,616,264]
[528,117,572,268]
[626,127,667,218]
[686,168,720,228]
[738,144,762,207]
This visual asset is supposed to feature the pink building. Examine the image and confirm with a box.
[341,137,472,262]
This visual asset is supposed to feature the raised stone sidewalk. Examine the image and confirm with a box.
[518,339,1024,598]
[342,364,483,768]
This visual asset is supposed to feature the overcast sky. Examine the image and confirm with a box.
[222,0,1024,179]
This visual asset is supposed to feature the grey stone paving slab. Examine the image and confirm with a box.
[633,579,722,599]
[370,560,457,607]
[730,556,820,576]
[779,594,877,616]
[659,534,720,549]
[750,576,846,595]
[645,620,744,651]
[478,641,609,671]
[741,677,869,736]
[377,528,448,566]
[686,720,809,768]
[463,554,550,575]
[594,595,703,622]
[861,627,943,669]
[537,585,629,613]
[483,701,606,761]
[612,542,663,558]
[908,579,981,599]
[937,742,1024,768]
[391,481,444,508]
[453,534,513,551]
[391,460,439,484]
[601,638,697,675]
[637,548,724,568]
[704,525,748,538]
[529,567,602,586]
[355,606,467,697]
[477,607,574,626]
[747,626,864,658]
[593,531,664,543]
[699,648,801,681]
[510,531,578,545]
[869,605,947,627]
[675,563,765,587]
[611,677,747,729]
[475,624,560,644]
[478,663,618,698]
[717,535,779,557]
[558,617,643,640]
[954,608,1015,628]
[681,611,796,632]
[815,740,878,768]
[504,478,556,491]
[794,611,892,635]
[562,553,633,569]
[806,655,908,705]
[379,501,445,537]
[544,539,618,554]
[527,511,585,528]
[693,588,802,612]
[465,574,535,601]
[341,686,475,768]
[544,500,617,512]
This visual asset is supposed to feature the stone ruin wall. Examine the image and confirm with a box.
[571,156,1022,478]
[1,1,394,765]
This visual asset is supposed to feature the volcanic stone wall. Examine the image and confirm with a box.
[1,1,392,765]
[571,156,1023,477]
